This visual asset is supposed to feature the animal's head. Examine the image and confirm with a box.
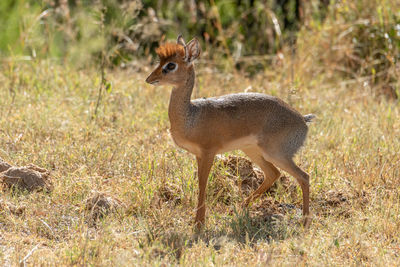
[145,35,201,86]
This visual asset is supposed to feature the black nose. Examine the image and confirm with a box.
[145,76,151,84]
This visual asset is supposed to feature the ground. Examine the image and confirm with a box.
[0,60,399,266]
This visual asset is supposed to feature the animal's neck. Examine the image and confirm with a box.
[168,66,195,132]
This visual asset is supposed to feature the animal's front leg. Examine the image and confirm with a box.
[194,152,215,229]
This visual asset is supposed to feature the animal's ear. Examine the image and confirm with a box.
[184,37,201,63]
[177,34,186,46]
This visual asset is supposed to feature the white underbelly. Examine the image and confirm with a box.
[216,135,258,154]
[170,132,258,156]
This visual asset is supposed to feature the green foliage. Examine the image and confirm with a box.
[0,0,42,55]
[0,0,305,64]
[296,0,399,97]
[0,0,398,94]
[332,0,400,80]
[143,0,303,57]
[0,0,142,65]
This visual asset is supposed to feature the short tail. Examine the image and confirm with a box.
[303,114,316,123]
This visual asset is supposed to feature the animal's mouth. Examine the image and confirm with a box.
[145,75,159,85]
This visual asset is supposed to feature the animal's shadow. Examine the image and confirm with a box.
[154,206,301,260]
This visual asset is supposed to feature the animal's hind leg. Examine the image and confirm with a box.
[268,156,310,217]
[242,148,281,207]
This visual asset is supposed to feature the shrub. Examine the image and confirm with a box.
[296,0,399,98]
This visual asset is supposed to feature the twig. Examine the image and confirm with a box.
[39,218,55,238]
[7,61,17,117]
[93,6,106,119]
[19,244,39,267]
[94,52,106,118]
[288,32,296,105]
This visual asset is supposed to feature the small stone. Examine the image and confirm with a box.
[85,191,124,225]
[0,164,52,192]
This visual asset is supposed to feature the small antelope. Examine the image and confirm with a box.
[146,35,315,228]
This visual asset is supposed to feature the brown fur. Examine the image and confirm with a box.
[146,36,314,229]
[156,43,185,60]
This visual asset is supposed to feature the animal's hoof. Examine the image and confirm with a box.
[302,215,312,228]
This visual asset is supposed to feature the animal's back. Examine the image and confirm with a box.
[190,92,307,134]
[183,92,308,154]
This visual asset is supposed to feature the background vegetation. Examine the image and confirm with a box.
[0,0,399,265]
[1,0,308,61]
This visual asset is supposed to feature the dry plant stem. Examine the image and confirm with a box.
[94,7,106,118]
[7,61,16,117]
[288,33,296,105]
[39,218,55,238]
[94,52,105,118]
[19,244,39,266]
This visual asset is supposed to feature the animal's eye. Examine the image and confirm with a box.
[166,62,176,70]
[162,62,177,74]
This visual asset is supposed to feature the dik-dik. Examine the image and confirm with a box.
[146,35,315,228]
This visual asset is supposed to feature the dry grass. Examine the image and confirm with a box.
[0,56,399,266]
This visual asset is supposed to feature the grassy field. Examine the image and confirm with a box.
[0,53,399,266]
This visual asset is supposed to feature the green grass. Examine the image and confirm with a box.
[0,57,399,265]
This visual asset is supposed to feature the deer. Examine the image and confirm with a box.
[145,35,315,228]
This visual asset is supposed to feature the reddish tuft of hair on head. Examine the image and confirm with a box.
[156,43,185,60]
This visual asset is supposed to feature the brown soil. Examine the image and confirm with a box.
[0,164,52,192]
[313,189,369,218]
[217,155,264,194]
[216,155,302,219]
[250,197,286,217]
[85,191,125,224]
[217,155,297,196]
[0,158,12,173]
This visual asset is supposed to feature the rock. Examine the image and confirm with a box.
[85,191,124,224]
[0,164,52,192]
[0,158,12,173]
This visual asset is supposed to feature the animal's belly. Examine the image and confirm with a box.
[216,135,258,154]
[170,132,258,156]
